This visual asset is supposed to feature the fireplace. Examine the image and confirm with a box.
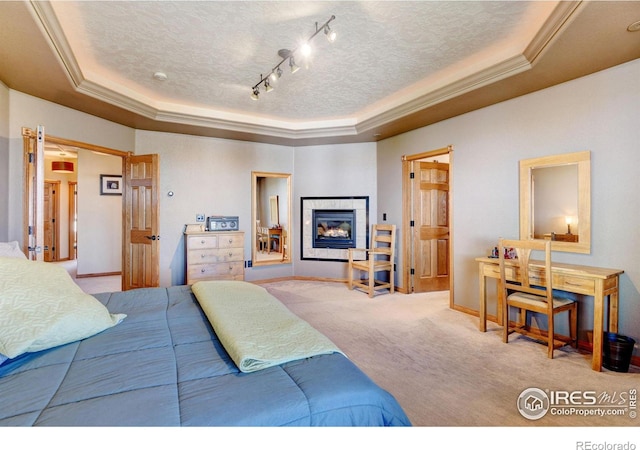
[301,196,369,261]
[313,209,355,249]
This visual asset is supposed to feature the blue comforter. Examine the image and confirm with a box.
[0,285,411,426]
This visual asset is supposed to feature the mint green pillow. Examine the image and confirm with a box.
[0,257,125,359]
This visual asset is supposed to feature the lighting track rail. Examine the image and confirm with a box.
[251,15,336,100]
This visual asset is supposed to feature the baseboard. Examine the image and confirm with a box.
[76,271,121,279]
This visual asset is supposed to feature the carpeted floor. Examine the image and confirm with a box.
[261,279,639,428]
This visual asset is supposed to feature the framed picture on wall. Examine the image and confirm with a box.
[100,174,122,195]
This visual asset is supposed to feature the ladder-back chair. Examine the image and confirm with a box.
[348,224,396,298]
[499,238,578,358]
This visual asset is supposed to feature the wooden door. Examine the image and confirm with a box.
[411,160,450,292]
[68,181,77,260]
[43,181,60,261]
[22,126,45,260]
[123,154,160,290]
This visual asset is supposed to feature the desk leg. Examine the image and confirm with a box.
[592,280,604,372]
[479,264,486,332]
[609,289,619,334]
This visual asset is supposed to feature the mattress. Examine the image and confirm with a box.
[0,285,411,426]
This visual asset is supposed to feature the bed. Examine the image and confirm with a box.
[0,254,411,426]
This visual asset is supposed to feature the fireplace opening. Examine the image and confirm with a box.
[313,209,356,249]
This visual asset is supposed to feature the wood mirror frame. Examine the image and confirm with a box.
[252,171,291,266]
[519,151,591,254]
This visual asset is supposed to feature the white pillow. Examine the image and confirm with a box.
[0,257,126,359]
[0,241,27,259]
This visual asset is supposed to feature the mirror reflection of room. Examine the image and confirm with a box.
[519,150,590,254]
[532,164,579,242]
[255,175,289,264]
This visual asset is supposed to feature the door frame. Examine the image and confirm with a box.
[401,145,454,307]
[44,180,61,261]
[68,181,77,260]
[22,127,131,266]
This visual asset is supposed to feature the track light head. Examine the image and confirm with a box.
[289,56,300,74]
[300,42,312,58]
[269,67,282,83]
[264,78,273,92]
[324,24,336,42]
[250,86,260,100]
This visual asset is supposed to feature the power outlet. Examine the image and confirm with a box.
[247,260,253,268]
[196,214,205,222]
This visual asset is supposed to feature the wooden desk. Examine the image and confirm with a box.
[476,256,624,371]
[267,228,282,254]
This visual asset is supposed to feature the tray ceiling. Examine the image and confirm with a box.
[1,1,639,145]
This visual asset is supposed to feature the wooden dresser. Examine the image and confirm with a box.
[184,231,244,284]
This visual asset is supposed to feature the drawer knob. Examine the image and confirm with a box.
[201,268,206,273]
[201,240,205,244]
[201,254,205,258]
[228,252,233,257]
[228,239,233,244]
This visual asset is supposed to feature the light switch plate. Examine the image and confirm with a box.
[196,214,205,222]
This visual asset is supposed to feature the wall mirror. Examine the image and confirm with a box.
[519,151,591,253]
[252,171,291,266]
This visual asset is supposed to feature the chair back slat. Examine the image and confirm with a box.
[499,238,554,309]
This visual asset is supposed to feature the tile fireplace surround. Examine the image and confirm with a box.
[301,196,369,261]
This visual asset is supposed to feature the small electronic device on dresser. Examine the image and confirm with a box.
[206,216,239,231]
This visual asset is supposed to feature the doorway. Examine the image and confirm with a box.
[401,146,454,304]
[22,126,160,290]
[42,142,120,271]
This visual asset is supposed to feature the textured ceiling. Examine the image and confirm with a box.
[49,1,547,121]
[1,1,640,145]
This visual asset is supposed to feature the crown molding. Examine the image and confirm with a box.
[29,1,83,88]
[29,0,584,142]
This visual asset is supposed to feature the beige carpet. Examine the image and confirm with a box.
[262,279,639,428]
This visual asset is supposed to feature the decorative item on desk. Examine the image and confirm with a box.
[504,247,517,259]
[566,216,573,234]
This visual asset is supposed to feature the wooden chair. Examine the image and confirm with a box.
[348,224,396,298]
[499,238,578,358]
[280,228,288,261]
[257,226,268,253]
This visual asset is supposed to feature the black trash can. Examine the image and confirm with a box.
[603,332,636,372]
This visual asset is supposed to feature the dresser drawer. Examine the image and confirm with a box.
[187,234,218,250]
[188,261,244,281]
[553,274,595,295]
[217,234,244,248]
[187,247,244,264]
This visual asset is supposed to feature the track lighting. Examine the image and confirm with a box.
[250,15,336,100]
[289,56,300,74]
[324,24,336,43]
[269,67,282,83]
[264,78,273,92]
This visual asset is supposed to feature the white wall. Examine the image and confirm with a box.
[134,131,295,286]
[6,91,135,243]
[292,143,377,280]
[77,151,122,275]
[377,58,640,352]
